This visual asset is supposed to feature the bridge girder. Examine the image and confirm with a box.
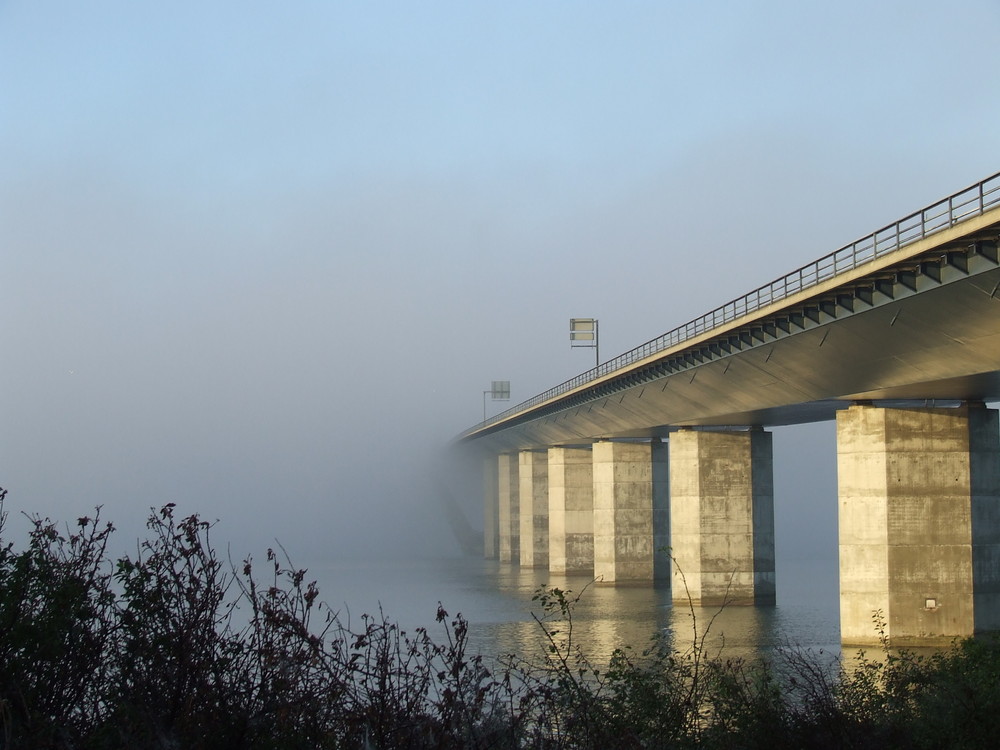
[461,217,1000,454]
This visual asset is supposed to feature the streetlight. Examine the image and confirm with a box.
[570,318,599,368]
[483,380,510,421]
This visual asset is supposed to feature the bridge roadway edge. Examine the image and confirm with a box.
[459,204,1000,454]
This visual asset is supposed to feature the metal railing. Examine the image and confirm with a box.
[467,171,1000,436]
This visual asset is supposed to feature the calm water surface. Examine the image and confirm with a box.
[306,556,841,663]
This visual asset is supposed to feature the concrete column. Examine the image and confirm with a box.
[483,456,500,559]
[592,440,669,582]
[837,403,1000,645]
[498,453,520,564]
[518,450,549,568]
[669,428,775,607]
[548,446,594,573]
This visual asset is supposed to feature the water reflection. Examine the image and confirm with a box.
[464,561,841,664]
[309,556,842,667]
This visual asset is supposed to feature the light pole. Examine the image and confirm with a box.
[570,318,599,368]
[483,380,510,421]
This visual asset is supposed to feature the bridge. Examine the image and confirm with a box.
[457,171,1000,645]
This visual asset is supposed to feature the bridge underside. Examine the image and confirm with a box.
[471,233,1000,453]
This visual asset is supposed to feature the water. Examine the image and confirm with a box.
[304,556,842,664]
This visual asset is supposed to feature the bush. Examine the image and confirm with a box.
[0,491,117,747]
[2,487,1000,749]
[0,492,520,749]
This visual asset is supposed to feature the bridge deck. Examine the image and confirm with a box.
[460,173,1000,452]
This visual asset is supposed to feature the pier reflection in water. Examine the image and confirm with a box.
[312,556,841,665]
[476,560,840,664]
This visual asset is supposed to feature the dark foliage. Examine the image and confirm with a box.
[2,488,1000,749]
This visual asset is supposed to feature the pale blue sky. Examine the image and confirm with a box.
[2,1,999,561]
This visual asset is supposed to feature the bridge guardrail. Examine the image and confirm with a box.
[467,171,1000,436]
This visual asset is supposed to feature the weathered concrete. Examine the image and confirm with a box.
[483,456,499,559]
[669,429,775,606]
[519,450,549,568]
[498,453,520,564]
[548,446,594,573]
[837,403,1000,645]
[592,440,669,582]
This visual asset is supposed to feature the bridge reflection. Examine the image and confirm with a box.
[472,560,840,664]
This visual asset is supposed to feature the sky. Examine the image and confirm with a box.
[2,1,999,565]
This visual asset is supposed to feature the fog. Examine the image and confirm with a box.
[1,2,998,566]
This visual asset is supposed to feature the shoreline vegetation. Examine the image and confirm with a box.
[2,494,999,749]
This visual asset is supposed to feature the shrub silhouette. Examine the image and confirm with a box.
[2,488,1000,749]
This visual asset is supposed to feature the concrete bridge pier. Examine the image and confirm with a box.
[668,428,776,606]
[483,456,499,559]
[519,450,549,568]
[592,439,670,583]
[837,402,1000,645]
[498,453,520,564]
[548,446,595,574]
